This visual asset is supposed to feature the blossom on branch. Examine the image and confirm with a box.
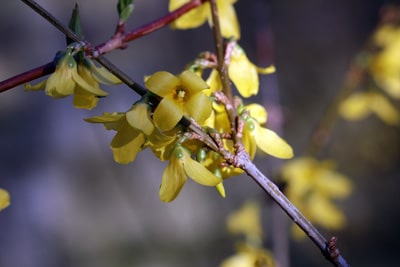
[145,70,212,131]
[25,48,120,110]
[160,144,222,202]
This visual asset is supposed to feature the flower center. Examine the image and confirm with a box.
[174,86,187,104]
[178,90,186,99]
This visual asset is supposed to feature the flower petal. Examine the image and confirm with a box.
[145,71,180,97]
[0,188,10,211]
[89,61,121,85]
[185,92,212,123]
[159,156,187,202]
[339,92,371,121]
[214,0,240,39]
[126,103,155,135]
[229,47,259,98]
[246,104,268,124]
[153,96,183,131]
[73,86,99,110]
[309,194,346,229]
[169,0,209,29]
[110,120,145,164]
[180,70,209,94]
[25,80,46,91]
[75,65,108,96]
[84,112,125,130]
[255,126,293,159]
[182,153,221,186]
[370,93,400,125]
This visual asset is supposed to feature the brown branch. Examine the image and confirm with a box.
[235,150,350,267]
[0,62,55,93]
[0,0,207,93]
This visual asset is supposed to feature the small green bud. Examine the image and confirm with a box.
[117,0,135,23]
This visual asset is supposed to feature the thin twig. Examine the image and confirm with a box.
[18,0,218,152]
[209,0,240,147]
[0,0,206,92]
[305,64,363,157]
[235,150,350,267]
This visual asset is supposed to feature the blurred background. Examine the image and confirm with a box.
[0,0,399,266]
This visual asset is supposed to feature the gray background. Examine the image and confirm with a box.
[0,0,399,266]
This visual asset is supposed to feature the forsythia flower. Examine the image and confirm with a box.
[226,201,263,243]
[205,44,275,98]
[339,91,399,126]
[280,157,352,239]
[25,49,120,110]
[369,25,400,99]
[0,188,10,211]
[220,245,275,267]
[145,70,212,131]
[242,104,293,159]
[169,0,240,39]
[160,144,222,202]
[85,102,154,164]
[220,201,275,267]
[229,44,276,98]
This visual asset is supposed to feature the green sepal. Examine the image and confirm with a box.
[117,0,134,23]
[67,4,83,45]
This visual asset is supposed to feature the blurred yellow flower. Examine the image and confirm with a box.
[169,0,240,39]
[221,201,275,267]
[145,70,212,131]
[339,91,399,126]
[220,246,275,267]
[280,157,352,239]
[160,144,222,202]
[370,25,400,99]
[227,201,263,243]
[0,188,10,211]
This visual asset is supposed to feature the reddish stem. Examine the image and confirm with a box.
[0,62,55,93]
[0,0,207,92]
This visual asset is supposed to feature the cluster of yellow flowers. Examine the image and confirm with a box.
[85,59,292,202]
[339,23,400,126]
[80,1,292,202]
[0,0,290,207]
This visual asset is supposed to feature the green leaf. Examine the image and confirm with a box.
[117,0,134,23]
[67,4,82,45]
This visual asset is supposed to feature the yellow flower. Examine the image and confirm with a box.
[204,45,275,98]
[220,246,275,267]
[242,104,293,159]
[169,0,240,39]
[339,91,399,126]
[159,144,222,202]
[145,70,212,131]
[0,188,10,211]
[85,102,154,164]
[280,157,352,239]
[227,201,263,244]
[229,44,275,98]
[25,50,120,110]
[369,25,400,99]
